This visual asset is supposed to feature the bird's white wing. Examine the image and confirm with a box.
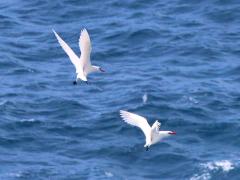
[79,29,92,68]
[151,120,161,132]
[120,110,151,140]
[151,121,163,145]
[53,29,81,72]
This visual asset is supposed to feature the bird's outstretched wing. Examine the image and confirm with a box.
[151,120,161,132]
[120,110,151,141]
[53,29,81,72]
[79,29,92,68]
[151,121,163,145]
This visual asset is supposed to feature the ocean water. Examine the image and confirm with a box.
[0,0,240,179]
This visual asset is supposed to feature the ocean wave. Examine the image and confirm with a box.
[202,160,234,172]
[190,160,235,180]
[0,0,240,179]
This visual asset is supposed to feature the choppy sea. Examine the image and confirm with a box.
[0,0,240,179]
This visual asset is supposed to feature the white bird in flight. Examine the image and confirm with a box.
[120,110,176,151]
[53,28,105,85]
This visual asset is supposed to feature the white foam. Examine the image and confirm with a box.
[190,172,211,180]
[104,171,113,177]
[5,171,22,178]
[202,160,234,172]
[188,96,199,104]
[142,93,148,104]
[182,95,199,104]
[27,68,34,72]
[20,118,36,122]
[190,160,234,180]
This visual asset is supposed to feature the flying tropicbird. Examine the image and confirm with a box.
[53,29,104,85]
[120,110,176,151]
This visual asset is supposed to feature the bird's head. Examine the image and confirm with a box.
[91,66,105,73]
[159,131,176,138]
[168,131,176,135]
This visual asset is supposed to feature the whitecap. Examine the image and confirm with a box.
[202,160,234,172]
[104,171,113,177]
[190,160,234,180]
[190,172,211,180]
[188,96,199,104]
[5,171,22,178]
[182,95,199,104]
[20,118,36,122]
[142,93,148,104]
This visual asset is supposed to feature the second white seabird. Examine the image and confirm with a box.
[120,110,176,151]
[53,28,104,85]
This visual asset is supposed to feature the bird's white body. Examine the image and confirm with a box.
[120,110,176,150]
[53,29,103,83]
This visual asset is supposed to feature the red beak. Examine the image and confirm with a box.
[169,131,176,135]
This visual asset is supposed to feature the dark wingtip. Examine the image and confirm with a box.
[73,81,77,85]
[99,68,105,72]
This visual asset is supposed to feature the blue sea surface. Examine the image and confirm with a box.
[0,0,240,179]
